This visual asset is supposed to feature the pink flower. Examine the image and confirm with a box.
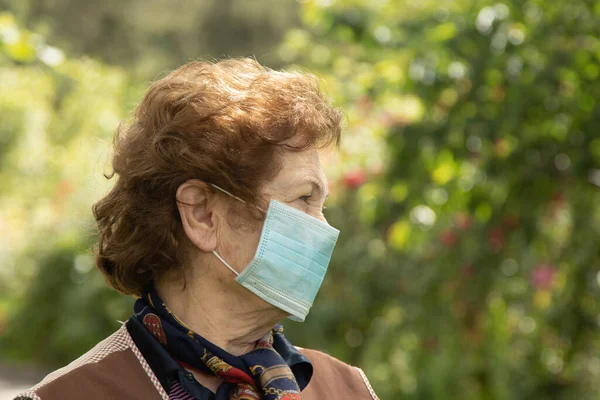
[531,264,556,290]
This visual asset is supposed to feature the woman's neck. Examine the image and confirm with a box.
[155,273,285,356]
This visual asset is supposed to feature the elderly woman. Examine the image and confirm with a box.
[17,59,377,400]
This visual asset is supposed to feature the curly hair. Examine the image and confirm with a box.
[92,58,343,295]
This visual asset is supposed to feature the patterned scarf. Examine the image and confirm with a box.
[133,288,310,400]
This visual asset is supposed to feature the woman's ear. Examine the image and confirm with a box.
[176,180,218,252]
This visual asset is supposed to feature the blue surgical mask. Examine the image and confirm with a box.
[210,184,339,322]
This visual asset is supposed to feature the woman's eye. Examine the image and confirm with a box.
[299,195,327,210]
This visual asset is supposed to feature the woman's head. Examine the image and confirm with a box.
[93,58,342,296]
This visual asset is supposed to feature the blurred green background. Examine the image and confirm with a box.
[1,0,600,398]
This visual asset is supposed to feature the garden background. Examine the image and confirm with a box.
[1,0,600,398]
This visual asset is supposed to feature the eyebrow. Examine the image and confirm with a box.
[304,177,330,198]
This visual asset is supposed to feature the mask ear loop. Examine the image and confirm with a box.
[209,183,266,212]
[209,183,266,276]
[212,250,239,276]
[209,183,248,205]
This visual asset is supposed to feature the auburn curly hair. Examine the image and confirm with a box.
[92,58,343,295]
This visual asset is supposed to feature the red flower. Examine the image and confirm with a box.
[531,264,555,290]
[549,191,568,215]
[488,228,504,252]
[440,230,458,247]
[551,191,566,206]
[453,212,473,230]
[503,214,520,231]
[342,170,367,189]
[460,264,475,279]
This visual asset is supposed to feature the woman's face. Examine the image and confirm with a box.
[215,146,330,276]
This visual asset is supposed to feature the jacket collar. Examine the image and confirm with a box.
[126,316,312,397]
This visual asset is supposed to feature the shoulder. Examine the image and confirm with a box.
[298,347,379,400]
[15,325,167,400]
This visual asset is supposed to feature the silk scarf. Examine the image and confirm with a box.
[133,288,311,400]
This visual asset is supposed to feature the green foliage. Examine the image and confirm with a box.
[280,0,600,399]
[0,12,135,362]
[1,241,132,366]
[0,0,299,78]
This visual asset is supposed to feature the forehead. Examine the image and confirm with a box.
[268,148,327,190]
